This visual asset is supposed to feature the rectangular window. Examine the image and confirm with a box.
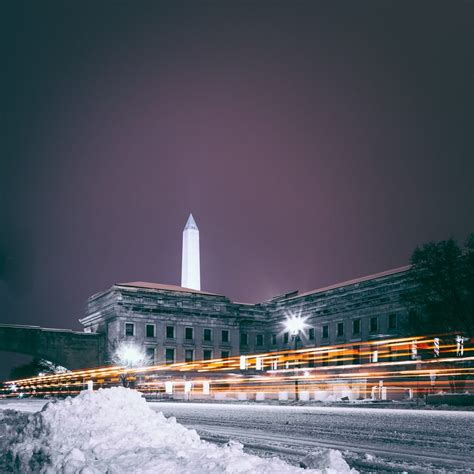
[221,350,230,359]
[125,323,135,337]
[352,319,361,335]
[165,348,175,364]
[309,328,315,340]
[389,314,397,329]
[185,327,194,340]
[166,326,175,339]
[203,349,213,360]
[271,334,277,345]
[370,317,378,333]
[146,324,155,338]
[240,333,248,345]
[337,322,344,337]
[185,349,194,362]
[322,325,329,339]
[283,332,289,344]
[221,330,229,343]
[203,328,212,342]
[146,347,155,362]
[256,334,264,346]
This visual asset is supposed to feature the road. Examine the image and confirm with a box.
[1,398,473,472]
[149,402,474,473]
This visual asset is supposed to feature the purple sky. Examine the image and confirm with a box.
[1,2,473,375]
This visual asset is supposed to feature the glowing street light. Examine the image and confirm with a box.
[285,313,307,337]
[112,342,150,387]
[114,343,149,368]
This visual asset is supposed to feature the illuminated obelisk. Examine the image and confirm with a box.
[181,213,201,290]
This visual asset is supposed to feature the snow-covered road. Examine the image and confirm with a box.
[149,402,474,472]
[1,390,354,473]
[1,398,473,472]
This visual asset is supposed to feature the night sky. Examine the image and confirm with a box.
[1,1,473,376]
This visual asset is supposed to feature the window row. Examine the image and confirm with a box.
[283,314,397,342]
[240,333,265,346]
[125,323,230,343]
[238,314,398,347]
[145,347,230,364]
[128,314,398,344]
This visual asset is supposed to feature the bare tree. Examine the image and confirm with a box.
[404,234,474,336]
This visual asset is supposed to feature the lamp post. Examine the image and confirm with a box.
[284,314,306,402]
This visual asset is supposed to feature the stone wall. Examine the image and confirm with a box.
[0,324,105,370]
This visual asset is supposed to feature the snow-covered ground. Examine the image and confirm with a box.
[0,389,354,473]
[0,398,49,413]
[1,395,473,473]
[148,402,474,473]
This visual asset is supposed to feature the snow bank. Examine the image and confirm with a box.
[1,387,355,473]
[300,450,354,471]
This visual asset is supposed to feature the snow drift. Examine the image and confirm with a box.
[1,387,355,473]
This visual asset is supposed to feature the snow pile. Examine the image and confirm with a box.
[37,359,70,375]
[300,449,353,471]
[2,387,355,473]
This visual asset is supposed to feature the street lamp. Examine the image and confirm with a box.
[285,314,306,337]
[114,343,148,368]
[112,342,150,387]
[284,313,307,401]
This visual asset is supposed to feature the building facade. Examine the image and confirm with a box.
[79,265,415,366]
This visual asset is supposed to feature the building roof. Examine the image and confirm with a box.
[116,265,412,302]
[116,281,219,296]
[288,264,412,300]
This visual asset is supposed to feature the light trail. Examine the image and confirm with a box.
[1,333,472,400]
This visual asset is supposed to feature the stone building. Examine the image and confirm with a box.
[79,267,414,365]
[79,214,416,365]
[263,265,413,353]
[80,282,258,364]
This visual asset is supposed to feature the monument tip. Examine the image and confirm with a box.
[184,213,198,230]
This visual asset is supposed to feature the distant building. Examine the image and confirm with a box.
[79,216,414,365]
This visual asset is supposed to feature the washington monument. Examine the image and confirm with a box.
[181,214,201,290]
